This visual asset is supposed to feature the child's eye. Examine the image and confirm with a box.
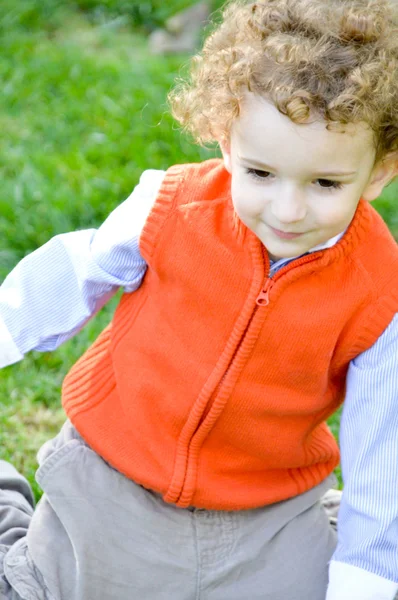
[246,168,344,192]
[246,168,271,180]
[316,179,343,191]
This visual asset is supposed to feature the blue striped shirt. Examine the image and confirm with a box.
[1,170,397,600]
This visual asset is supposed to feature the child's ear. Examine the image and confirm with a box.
[219,140,232,174]
[362,153,398,202]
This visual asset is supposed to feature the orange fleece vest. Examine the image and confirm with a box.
[62,159,398,510]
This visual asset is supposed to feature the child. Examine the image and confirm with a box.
[1,0,398,598]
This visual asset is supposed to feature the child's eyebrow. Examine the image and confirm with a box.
[238,156,356,178]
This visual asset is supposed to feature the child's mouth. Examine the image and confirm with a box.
[269,226,303,240]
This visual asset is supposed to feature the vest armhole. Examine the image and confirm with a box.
[139,164,187,262]
[346,291,398,360]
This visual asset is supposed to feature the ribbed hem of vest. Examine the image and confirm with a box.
[349,291,398,358]
[308,199,372,270]
[139,164,187,261]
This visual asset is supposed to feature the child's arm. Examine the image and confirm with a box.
[0,169,165,369]
[326,314,398,600]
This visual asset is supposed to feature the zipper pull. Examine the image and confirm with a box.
[256,278,274,306]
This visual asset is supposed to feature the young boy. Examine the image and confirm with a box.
[1,0,398,599]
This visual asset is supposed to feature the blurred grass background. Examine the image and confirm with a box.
[1,0,397,498]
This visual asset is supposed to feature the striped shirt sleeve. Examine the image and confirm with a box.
[327,313,398,600]
[0,170,165,368]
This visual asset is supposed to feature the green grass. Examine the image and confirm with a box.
[0,0,396,498]
[0,1,217,497]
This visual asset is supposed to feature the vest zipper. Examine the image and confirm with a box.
[173,246,326,505]
[256,248,326,307]
[256,278,274,306]
[256,246,273,306]
[197,247,328,434]
[198,249,324,424]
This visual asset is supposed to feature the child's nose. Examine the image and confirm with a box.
[270,185,307,224]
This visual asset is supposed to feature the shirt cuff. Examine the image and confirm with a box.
[326,561,398,600]
[0,318,24,368]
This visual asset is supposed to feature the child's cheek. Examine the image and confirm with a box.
[233,185,264,219]
[318,202,358,230]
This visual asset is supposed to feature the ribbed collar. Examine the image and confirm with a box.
[269,230,345,273]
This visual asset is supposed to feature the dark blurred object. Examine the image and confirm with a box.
[149,1,210,54]
[0,1,221,36]
[76,0,205,32]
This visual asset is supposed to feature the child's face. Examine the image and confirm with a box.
[221,94,391,261]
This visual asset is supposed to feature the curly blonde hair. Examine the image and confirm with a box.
[169,0,398,163]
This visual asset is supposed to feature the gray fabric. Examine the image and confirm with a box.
[0,421,338,600]
[0,461,36,600]
[0,461,34,547]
